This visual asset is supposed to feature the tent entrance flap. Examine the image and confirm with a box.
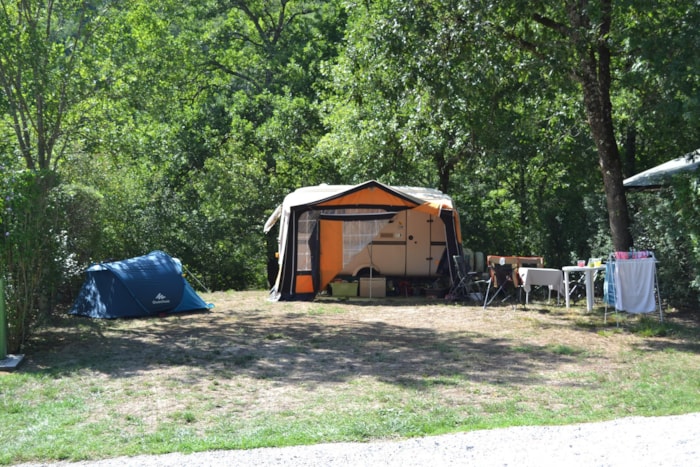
[318,211,394,291]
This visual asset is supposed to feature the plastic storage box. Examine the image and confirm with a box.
[359,277,386,297]
[331,282,358,297]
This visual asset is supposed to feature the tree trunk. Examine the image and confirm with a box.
[587,107,633,252]
[578,56,633,252]
[568,0,633,252]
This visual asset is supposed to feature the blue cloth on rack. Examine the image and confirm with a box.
[604,261,616,306]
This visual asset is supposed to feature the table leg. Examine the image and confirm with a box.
[585,270,594,311]
[564,270,571,309]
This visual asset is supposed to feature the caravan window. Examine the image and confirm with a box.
[297,208,392,272]
[317,208,392,267]
[296,211,319,271]
[341,210,391,267]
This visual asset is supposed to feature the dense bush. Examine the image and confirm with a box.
[0,172,61,352]
[628,176,700,309]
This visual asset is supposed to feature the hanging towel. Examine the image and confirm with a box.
[604,261,616,306]
[613,258,657,313]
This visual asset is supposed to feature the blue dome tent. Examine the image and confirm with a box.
[70,251,210,318]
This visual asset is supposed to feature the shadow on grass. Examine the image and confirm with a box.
[20,296,700,390]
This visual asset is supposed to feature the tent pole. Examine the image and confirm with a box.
[369,242,373,299]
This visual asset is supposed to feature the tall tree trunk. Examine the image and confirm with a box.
[582,85,633,251]
[568,0,633,252]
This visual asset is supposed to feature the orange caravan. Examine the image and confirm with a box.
[263,180,463,301]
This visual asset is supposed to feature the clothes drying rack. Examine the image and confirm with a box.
[604,251,662,325]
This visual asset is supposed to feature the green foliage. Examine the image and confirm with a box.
[0,0,108,170]
[0,0,698,318]
[628,175,700,308]
[0,171,61,352]
[614,1,699,168]
[0,171,104,352]
[320,0,502,189]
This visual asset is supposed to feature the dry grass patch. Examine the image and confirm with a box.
[3,290,698,463]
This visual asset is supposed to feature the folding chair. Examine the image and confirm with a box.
[448,255,486,302]
[483,257,519,308]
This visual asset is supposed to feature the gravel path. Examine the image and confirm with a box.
[18,413,699,467]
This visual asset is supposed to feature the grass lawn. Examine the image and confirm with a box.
[1,290,699,464]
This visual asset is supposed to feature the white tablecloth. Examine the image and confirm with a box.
[518,268,564,303]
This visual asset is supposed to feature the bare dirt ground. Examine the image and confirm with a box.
[15,291,700,466]
[24,290,699,431]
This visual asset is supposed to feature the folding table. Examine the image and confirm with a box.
[563,265,605,311]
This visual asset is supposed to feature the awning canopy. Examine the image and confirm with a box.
[624,149,700,190]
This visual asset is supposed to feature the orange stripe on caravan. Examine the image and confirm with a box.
[295,275,314,294]
[413,202,462,243]
[316,188,418,208]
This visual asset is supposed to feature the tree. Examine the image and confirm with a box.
[192,0,345,273]
[0,0,112,351]
[321,0,500,192]
[0,0,108,171]
[615,1,699,174]
[492,0,634,251]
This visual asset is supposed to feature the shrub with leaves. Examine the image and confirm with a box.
[628,174,700,309]
[0,171,61,352]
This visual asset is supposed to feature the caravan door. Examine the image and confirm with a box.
[405,209,434,276]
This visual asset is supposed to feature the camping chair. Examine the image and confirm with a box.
[483,256,519,308]
[448,255,486,302]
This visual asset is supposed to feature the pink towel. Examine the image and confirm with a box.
[613,259,657,313]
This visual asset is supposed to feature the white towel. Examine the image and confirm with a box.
[613,259,657,313]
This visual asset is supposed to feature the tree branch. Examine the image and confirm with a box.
[206,59,263,93]
[532,13,573,39]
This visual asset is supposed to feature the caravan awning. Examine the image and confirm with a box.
[265,181,463,301]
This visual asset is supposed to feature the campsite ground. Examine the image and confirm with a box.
[3,291,700,464]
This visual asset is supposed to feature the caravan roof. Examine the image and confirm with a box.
[264,183,456,233]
